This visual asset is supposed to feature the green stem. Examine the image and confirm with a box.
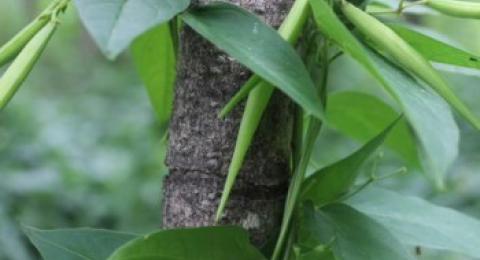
[281,222,296,260]
[272,36,330,260]
[401,0,428,11]
[291,105,304,170]
[273,119,322,260]
[397,0,405,13]
[337,167,408,202]
[369,0,428,15]
[49,0,71,17]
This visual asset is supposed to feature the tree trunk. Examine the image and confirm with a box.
[163,0,294,247]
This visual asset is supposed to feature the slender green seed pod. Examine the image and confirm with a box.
[279,0,310,44]
[341,1,480,130]
[426,0,480,19]
[215,0,311,223]
[0,1,60,67]
[219,0,310,118]
[219,75,261,118]
[0,17,49,68]
[0,21,57,110]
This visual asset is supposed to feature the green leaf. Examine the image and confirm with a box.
[297,203,336,253]
[326,91,419,167]
[297,247,335,260]
[347,187,480,259]
[301,117,399,206]
[108,226,266,260]
[390,24,480,70]
[74,0,190,59]
[131,24,176,138]
[309,0,459,187]
[0,212,31,260]
[24,226,137,260]
[299,203,412,260]
[371,53,459,187]
[182,2,323,119]
[341,2,480,130]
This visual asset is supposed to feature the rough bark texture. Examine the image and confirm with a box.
[163,0,294,247]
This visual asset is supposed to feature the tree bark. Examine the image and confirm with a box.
[163,0,294,247]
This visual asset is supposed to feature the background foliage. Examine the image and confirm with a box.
[0,1,166,259]
[1,0,480,259]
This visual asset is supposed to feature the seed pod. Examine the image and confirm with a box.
[0,18,49,68]
[0,1,59,67]
[0,21,57,110]
[220,0,309,119]
[341,1,480,130]
[426,0,480,19]
[219,75,260,118]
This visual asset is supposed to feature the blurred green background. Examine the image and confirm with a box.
[0,0,480,259]
[0,1,167,259]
